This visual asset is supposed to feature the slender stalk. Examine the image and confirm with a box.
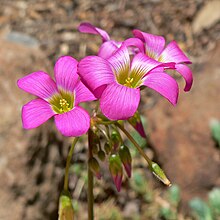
[105,125,110,139]
[116,122,152,166]
[97,120,115,125]
[88,129,94,220]
[97,125,110,141]
[64,137,79,191]
[117,122,171,186]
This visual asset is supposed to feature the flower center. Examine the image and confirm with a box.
[124,77,134,87]
[146,48,158,60]
[112,58,144,88]
[59,98,71,113]
[49,91,74,114]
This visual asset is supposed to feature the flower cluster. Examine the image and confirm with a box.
[18,22,192,136]
[18,22,193,192]
[78,22,192,120]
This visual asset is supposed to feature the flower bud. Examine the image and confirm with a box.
[150,162,171,186]
[92,144,99,155]
[128,111,146,138]
[88,157,101,179]
[98,150,106,161]
[111,130,121,150]
[119,145,132,178]
[109,154,123,192]
[58,190,74,220]
[104,142,111,154]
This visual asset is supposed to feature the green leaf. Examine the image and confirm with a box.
[210,119,220,147]
[189,198,213,220]
[130,171,146,194]
[208,188,220,217]
[160,207,177,220]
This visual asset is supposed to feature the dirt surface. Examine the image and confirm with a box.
[147,41,220,209]
[0,0,220,219]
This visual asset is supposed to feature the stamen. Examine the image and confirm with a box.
[59,98,71,113]
[124,77,134,88]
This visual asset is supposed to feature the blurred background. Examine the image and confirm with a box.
[0,0,220,219]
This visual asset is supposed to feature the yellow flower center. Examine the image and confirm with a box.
[59,98,71,113]
[124,77,134,88]
[49,91,74,114]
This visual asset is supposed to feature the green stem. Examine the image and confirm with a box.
[64,137,79,191]
[88,129,94,220]
[97,120,115,125]
[117,122,171,186]
[116,122,152,166]
[105,125,110,139]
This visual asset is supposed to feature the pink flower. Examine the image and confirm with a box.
[17,56,96,137]
[78,22,144,59]
[78,22,120,59]
[133,30,193,91]
[78,45,179,120]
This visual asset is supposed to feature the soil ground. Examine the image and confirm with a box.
[0,0,220,219]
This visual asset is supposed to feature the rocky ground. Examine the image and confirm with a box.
[0,0,220,219]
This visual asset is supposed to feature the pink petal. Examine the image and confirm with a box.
[54,106,90,137]
[54,56,79,92]
[175,64,193,92]
[107,46,130,78]
[98,40,120,59]
[123,38,145,54]
[159,41,191,64]
[78,22,110,42]
[78,56,115,98]
[22,98,55,129]
[114,173,123,192]
[133,30,165,58]
[124,163,132,178]
[131,53,162,79]
[100,83,140,120]
[74,81,97,105]
[17,71,58,100]
[142,72,179,105]
[150,67,165,73]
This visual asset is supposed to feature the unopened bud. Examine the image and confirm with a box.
[92,144,99,155]
[98,150,106,161]
[111,130,121,150]
[119,145,132,178]
[109,154,123,192]
[104,142,111,154]
[88,157,101,179]
[59,190,74,220]
[128,111,146,138]
[150,162,171,186]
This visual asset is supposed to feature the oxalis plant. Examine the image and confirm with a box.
[17,22,193,220]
